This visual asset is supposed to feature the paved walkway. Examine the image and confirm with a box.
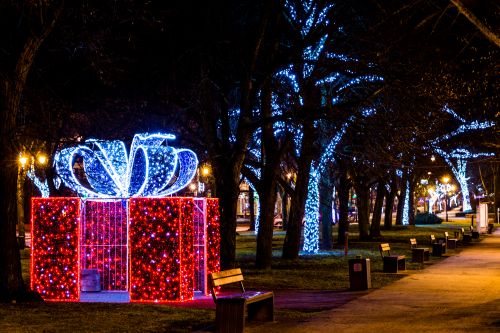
[248,229,500,333]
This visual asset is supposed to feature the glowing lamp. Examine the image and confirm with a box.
[19,155,28,167]
[37,153,48,165]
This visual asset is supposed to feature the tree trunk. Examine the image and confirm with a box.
[0,1,63,302]
[354,179,370,240]
[408,176,416,225]
[370,181,386,237]
[337,168,350,244]
[255,81,282,269]
[248,187,255,231]
[495,164,500,224]
[282,123,316,260]
[396,172,407,225]
[281,186,288,230]
[319,173,333,250]
[215,169,241,269]
[0,143,24,302]
[255,178,278,269]
[384,179,397,230]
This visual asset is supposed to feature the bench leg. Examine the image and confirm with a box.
[398,258,406,271]
[412,249,424,263]
[248,297,274,322]
[216,299,245,333]
[383,258,398,273]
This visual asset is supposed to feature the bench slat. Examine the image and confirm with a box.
[211,274,244,287]
[216,291,273,302]
[211,268,242,279]
[380,243,391,252]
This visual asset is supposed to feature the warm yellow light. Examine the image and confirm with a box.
[189,183,197,191]
[450,185,456,191]
[37,153,48,165]
[286,172,292,179]
[442,176,450,184]
[430,155,436,162]
[428,187,434,194]
[202,166,210,176]
[19,155,28,167]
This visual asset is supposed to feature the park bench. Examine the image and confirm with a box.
[430,234,446,256]
[461,227,472,243]
[443,231,458,249]
[208,268,274,333]
[379,243,406,273]
[409,238,430,263]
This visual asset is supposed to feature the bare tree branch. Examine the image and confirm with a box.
[450,0,500,48]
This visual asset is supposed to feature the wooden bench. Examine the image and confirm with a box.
[409,238,430,263]
[379,243,406,273]
[461,227,472,243]
[430,234,446,256]
[208,268,274,333]
[444,231,458,249]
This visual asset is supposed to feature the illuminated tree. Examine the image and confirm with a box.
[431,106,495,212]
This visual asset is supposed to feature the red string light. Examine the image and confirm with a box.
[31,198,80,301]
[31,197,219,302]
[206,199,220,277]
[129,198,195,302]
[81,200,128,291]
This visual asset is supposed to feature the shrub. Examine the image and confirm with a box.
[415,212,443,224]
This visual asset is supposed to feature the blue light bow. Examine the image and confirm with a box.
[54,133,198,198]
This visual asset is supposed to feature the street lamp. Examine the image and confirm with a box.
[37,152,48,166]
[19,154,29,168]
[442,176,450,222]
[201,166,210,176]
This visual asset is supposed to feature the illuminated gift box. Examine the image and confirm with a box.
[30,133,220,302]
[31,197,220,302]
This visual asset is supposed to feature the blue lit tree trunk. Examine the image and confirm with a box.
[303,166,320,253]
[282,122,317,260]
[395,171,408,225]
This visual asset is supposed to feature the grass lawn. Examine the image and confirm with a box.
[2,220,471,332]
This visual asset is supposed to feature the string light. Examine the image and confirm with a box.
[432,106,496,212]
[402,180,410,225]
[81,199,128,291]
[27,167,50,198]
[129,198,195,302]
[54,133,198,198]
[31,198,80,301]
[31,196,220,302]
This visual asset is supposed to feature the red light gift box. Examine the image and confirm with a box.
[31,197,219,302]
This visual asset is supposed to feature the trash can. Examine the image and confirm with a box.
[348,256,371,290]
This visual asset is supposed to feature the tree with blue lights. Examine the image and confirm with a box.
[431,106,495,212]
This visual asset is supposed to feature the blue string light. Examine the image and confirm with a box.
[54,133,198,198]
[432,106,496,211]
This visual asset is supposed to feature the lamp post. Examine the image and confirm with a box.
[17,151,49,248]
[442,176,450,222]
